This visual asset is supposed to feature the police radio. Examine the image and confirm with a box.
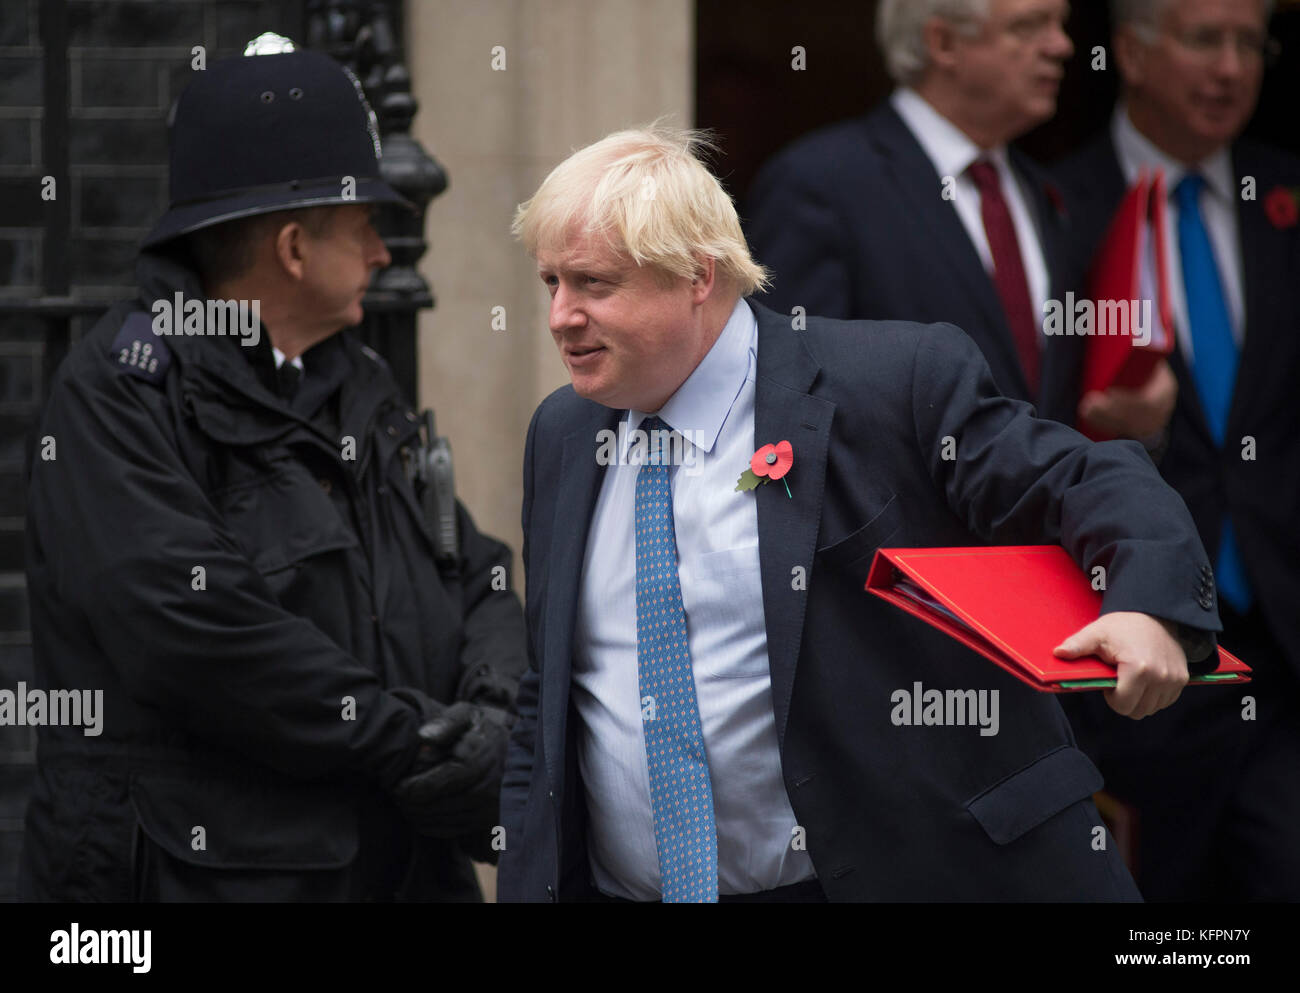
[416,410,458,565]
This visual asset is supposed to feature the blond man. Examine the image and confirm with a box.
[499,125,1220,903]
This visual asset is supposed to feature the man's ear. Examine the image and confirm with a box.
[921,15,964,74]
[690,255,716,304]
[274,221,308,281]
[1113,25,1148,89]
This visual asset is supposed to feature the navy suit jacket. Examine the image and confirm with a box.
[1054,133,1300,682]
[744,102,1086,426]
[497,300,1220,902]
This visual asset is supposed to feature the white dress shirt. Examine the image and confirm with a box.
[891,87,1051,337]
[271,346,305,374]
[1111,103,1246,360]
[572,298,815,900]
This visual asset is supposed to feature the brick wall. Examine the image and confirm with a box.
[0,0,302,903]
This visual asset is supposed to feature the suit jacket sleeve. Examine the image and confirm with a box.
[909,323,1222,635]
[451,498,528,708]
[745,154,854,319]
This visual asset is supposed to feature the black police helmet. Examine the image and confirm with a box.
[143,38,412,248]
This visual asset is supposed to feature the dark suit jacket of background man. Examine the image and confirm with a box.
[1055,132,1300,688]
[1050,134,1300,898]
[744,102,1086,427]
[497,300,1220,902]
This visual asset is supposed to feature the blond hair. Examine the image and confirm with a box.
[512,123,769,296]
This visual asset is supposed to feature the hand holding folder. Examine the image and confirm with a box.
[866,546,1250,693]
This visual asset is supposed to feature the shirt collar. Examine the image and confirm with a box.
[891,87,1013,180]
[271,346,305,373]
[623,296,756,459]
[1112,102,1235,204]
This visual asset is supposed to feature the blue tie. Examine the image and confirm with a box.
[634,416,719,902]
[1176,174,1252,612]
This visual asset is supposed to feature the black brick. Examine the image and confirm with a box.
[79,174,166,228]
[0,413,37,469]
[69,0,206,48]
[78,56,161,109]
[0,119,32,167]
[0,529,23,574]
[0,55,41,107]
[70,115,167,167]
[0,724,35,768]
[0,349,39,405]
[0,645,34,687]
[70,234,138,289]
[0,176,48,226]
[0,0,32,47]
[0,583,29,633]
[0,810,32,902]
[0,764,35,825]
[0,236,39,291]
[0,470,26,517]
[0,314,54,343]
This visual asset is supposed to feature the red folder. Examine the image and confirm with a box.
[865,546,1251,692]
[1078,169,1176,441]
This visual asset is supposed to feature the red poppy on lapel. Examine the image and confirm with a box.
[1264,186,1299,230]
[736,441,794,497]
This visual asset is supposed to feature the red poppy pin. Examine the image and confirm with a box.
[1264,185,1300,230]
[736,440,794,498]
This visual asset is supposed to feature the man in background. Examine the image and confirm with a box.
[746,0,1177,432]
[1055,0,1300,900]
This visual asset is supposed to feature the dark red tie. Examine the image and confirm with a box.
[968,159,1040,398]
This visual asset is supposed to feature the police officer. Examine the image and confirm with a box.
[19,37,526,901]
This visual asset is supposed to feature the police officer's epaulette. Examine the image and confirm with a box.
[110,311,172,385]
[360,344,390,371]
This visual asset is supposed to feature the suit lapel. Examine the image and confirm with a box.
[750,301,835,750]
[1013,145,1080,422]
[1228,142,1281,439]
[542,404,620,793]
[868,107,1029,399]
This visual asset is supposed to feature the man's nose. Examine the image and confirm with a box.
[368,224,392,269]
[1047,20,1073,61]
[1210,36,1248,79]
[549,283,585,333]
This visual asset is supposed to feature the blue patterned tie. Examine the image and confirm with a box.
[1176,174,1252,612]
[634,416,719,903]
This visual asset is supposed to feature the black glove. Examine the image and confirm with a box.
[392,701,512,838]
[455,662,518,712]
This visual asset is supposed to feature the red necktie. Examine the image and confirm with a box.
[968,159,1040,398]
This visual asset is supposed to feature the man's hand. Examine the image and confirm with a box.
[392,702,512,837]
[1078,360,1178,440]
[1054,611,1189,719]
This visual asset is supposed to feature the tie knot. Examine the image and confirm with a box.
[968,158,1000,193]
[1176,172,1207,207]
[640,416,671,465]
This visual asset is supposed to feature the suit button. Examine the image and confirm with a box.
[386,425,398,437]
[1198,596,1213,610]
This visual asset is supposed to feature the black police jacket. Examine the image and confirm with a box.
[19,252,526,901]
